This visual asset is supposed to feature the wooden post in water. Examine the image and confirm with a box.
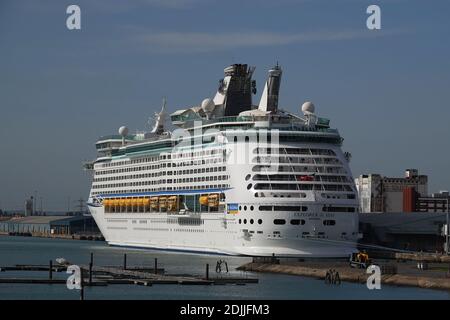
[90,252,94,266]
[88,262,93,286]
[206,263,209,280]
[154,258,158,275]
[49,260,53,280]
[123,253,127,270]
[80,269,85,300]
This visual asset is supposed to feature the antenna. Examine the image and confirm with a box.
[75,197,85,214]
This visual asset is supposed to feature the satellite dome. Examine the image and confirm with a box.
[301,101,315,114]
[201,98,215,113]
[118,126,129,137]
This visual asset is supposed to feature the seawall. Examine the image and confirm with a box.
[238,262,450,291]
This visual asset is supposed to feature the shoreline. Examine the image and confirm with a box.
[237,262,450,292]
[0,232,104,241]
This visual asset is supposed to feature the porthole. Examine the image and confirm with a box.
[245,174,251,181]
[258,219,262,224]
[250,219,254,224]
[244,206,247,211]
[244,219,247,224]
[250,206,254,211]
[239,206,242,210]
[247,183,252,190]
[239,219,242,224]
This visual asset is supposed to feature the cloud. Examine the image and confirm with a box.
[133,29,407,53]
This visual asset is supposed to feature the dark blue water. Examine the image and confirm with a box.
[0,236,449,300]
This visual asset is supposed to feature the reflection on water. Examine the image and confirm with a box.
[0,236,449,300]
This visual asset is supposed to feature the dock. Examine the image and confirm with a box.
[0,253,258,299]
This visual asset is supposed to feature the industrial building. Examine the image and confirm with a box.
[359,212,447,252]
[0,215,99,236]
[403,190,450,213]
[355,169,428,213]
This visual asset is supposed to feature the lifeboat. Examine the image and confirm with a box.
[150,197,159,210]
[131,198,139,207]
[159,196,167,209]
[103,199,110,207]
[167,196,178,212]
[119,198,127,208]
[137,198,145,211]
[142,198,151,210]
[199,195,209,206]
[208,194,219,207]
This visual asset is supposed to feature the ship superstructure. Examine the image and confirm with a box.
[85,63,360,257]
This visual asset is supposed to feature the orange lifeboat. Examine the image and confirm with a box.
[208,194,219,207]
[199,195,209,206]
[167,196,178,212]
[142,198,151,211]
[150,197,159,210]
[159,196,167,209]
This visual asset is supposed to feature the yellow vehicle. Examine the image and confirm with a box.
[349,251,371,269]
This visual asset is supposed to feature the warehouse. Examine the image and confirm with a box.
[0,215,99,236]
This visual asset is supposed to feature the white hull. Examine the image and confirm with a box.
[88,204,358,257]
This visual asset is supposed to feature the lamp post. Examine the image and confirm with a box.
[446,197,449,255]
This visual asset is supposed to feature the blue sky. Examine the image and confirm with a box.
[1,0,449,211]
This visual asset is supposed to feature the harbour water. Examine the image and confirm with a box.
[0,236,449,300]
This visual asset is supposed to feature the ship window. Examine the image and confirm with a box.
[274,206,301,211]
[259,206,272,211]
[250,219,254,224]
[243,219,247,224]
[290,219,306,225]
[245,174,251,181]
[323,220,336,226]
[244,206,247,211]
[238,219,241,224]
[274,219,286,225]
[250,206,254,211]
[258,219,262,224]
[247,184,252,190]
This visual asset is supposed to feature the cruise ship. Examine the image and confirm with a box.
[85,63,360,257]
